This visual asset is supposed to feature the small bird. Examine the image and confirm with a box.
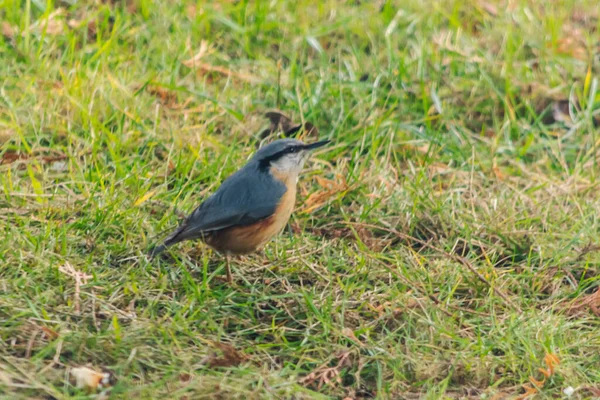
[151,138,330,283]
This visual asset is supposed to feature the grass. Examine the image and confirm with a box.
[1,0,600,398]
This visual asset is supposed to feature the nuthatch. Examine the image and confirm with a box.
[151,138,330,283]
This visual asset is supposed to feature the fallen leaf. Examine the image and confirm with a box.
[530,375,545,386]
[563,286,600,317]
[41,19,63,36]
[302,174,347,214]
[40,326,59,340]
[403,142,430,154]
[428,162,451,175]
[1,22,15,38]
[186,5,203,19]
[524,353,560,394]
[260,110,318,140]
[181,40,258,83]
[26,9,65,37]
[341,327,363,346]
[179,372,192,382]
[70,366,112,390]
[146,86,177,104]
[0,151,25,165]
[190,62,260,84]
[367,302,390,318]
[67,19,83,29]
[143,85,192,110]
[262,110,295,136]
[492,163,505,180]
[0,148,67,166]
[300,351,352,390]
[581,386,600,397]
[207,342,248,368]
[538,367,551,379]
[544,353,560,375]
[516,384,538,400]
[553,37,587,60]
[478,0,498,16]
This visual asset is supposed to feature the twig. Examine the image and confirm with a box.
[58,262,92,314]
[39,339,64,375]
[25,328,39,358]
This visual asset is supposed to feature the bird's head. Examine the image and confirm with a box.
[254,138,330,175]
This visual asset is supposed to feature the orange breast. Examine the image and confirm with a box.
[204,170,297,255]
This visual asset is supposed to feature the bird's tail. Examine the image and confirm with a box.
[148,224,187,258]
[148,243,169,258]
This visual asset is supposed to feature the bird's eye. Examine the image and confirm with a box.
[288,146,298,153]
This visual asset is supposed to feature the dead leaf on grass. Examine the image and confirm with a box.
[564,286,600,317]
[520,353,560,397]
[477,0,498,16]
[206,342,248,368]
[1,22,15,38]
[552,37,588,61]
[428,162,452,176]
[516,384,539,400]
[581,386,600,397]
[492,163,506,180]
[302,175,347,214]
[188,61,260,84]
[186,5,204,19]
[179,372,192,382]
[40,325,59,341]
[300,351,353,390]
[575,242,600,262]
[182,40,259,84]
[1,148,67,166]
[260,110,319,141]
[146,86,177,104]
[262,110,295,137]
[341,327,364,346]
[401,142,430,154]
[26,9,65,37]
[0,151,24,165]
[143,85,193,109]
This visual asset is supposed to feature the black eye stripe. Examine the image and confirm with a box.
[258,144,303,169]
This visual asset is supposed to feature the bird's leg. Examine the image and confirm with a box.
[225,254,233,284]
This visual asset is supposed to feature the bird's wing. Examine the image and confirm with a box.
[163,165,287,246]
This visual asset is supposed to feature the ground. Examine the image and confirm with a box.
[1,0,600,399]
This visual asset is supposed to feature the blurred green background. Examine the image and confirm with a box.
[1,0,599,398]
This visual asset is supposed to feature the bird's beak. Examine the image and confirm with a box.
[303,140,330,151]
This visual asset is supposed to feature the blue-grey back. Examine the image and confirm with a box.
[171,161,287,241]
